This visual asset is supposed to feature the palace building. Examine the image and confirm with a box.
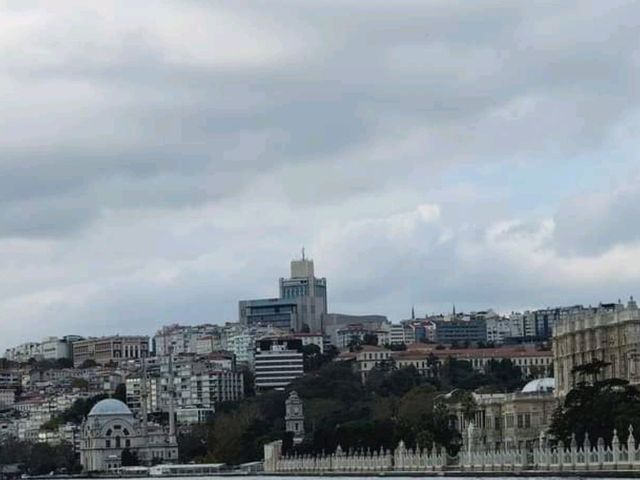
[552,297,640,398]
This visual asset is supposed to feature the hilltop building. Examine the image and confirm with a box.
[239,253,327,333]
[72,336,149,368]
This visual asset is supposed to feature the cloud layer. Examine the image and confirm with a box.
[1,0,640,349]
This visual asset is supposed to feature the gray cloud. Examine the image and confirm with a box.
[1,0,640,349]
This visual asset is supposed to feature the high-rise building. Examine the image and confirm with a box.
[279,256,327,333]
[239,254,327,333]
[254,337,304,391]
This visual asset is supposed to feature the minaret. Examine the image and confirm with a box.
[168,347,176,437]
[141,354,149,438]
[411,306,415,320]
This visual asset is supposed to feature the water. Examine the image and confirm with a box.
[68,477,639,480]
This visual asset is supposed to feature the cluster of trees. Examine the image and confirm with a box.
[549,360,640,445]
[42,387,126,431]
[0,440,79,475]
[179,354,526,465]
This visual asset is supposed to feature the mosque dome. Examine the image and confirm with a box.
[521,377,555,393]
[88,398,133,417]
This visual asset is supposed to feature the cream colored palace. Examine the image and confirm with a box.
[553,297,640,398]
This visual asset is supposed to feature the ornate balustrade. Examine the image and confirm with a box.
[264,426,640,474]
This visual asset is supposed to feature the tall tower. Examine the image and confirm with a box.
[279,252,327,333]
[285,390,304,444]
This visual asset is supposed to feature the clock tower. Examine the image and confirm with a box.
[285,390,305,444]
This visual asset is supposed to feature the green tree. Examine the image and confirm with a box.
[549,360,640,445]
[121,448,139,466]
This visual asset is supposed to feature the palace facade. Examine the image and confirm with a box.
[552,297,640,398]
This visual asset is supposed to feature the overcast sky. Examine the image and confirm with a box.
[1,0,640,350]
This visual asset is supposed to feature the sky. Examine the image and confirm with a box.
[1,0,640,351]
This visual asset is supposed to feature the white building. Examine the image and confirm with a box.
[154,324,224,357]
[485,316,513,344]
[389,324,408,345]
[0,389,15,409]
[254,342,304,391]
[4,342,42,363]
[80,399,178,472]
[41,336,83,360]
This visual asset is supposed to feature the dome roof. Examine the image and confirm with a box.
[88,398,133,417]
[522,377,555,393]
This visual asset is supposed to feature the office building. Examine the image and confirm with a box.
[254,337,304,391]
[72,336,149,368]
[434,319,487,344]
[240,254,327,333]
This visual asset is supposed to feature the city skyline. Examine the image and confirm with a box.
[2,1,640,351]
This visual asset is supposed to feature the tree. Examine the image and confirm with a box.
[79,359,97,369]
[362,333,378,346]
[549,360,640,445]
[114,383,127,403]
[121,448,139,466]
[302,344,323,371]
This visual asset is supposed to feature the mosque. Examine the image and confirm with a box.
[80,398,178,471]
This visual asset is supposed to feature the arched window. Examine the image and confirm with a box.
[123,428,130,436]
[116,436,121,448]
[106,429,112,436]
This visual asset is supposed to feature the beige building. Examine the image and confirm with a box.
[73,336,149,368]
[552,297,640,398]
[449,378,558,451]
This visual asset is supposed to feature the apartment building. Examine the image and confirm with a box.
[254,338,304,391]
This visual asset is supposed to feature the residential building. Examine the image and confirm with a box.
[403,320,437,343]
[153,324,223,356]
[41,335,83,360]
[553,297,640,398]
[335,323,389,349]
[323,314,389,346]
[0,370,21,389]
[336,345,393,383]
[389,323,408,345]
[4,342,42,363]
[0,389,15,409]
[254,337,304,391]
[176,407,215,425]
[72,336,150,367]
[485,316,512,344]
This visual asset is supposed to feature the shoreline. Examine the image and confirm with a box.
[21,472,640,479]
